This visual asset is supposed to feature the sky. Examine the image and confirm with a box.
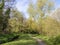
[16,0,29,17]
[16,0,60,18]
[16,0,36,12]
[55,0,60,9]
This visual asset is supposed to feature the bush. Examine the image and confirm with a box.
[0,33,19,44]
[53,35,60,45]
[47,35,60,45]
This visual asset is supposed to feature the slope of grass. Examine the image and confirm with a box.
[1,33,37,45]
[2,33,60,45]
[0,33,17,44]
[33,34,60,45]
[1,39,37,45]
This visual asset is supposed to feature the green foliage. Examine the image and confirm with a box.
[7,9,24,33]
[0,0,4,32]
[0,0,60,45]
[41,16,60,36]
[24,19,39,34]
[2,40,37,45]
[48,35,60,45]
[32,34,60,45]
[0,33,18,44]
[0,0,4,9]
[8,18,19,33]
[1,34,37,45]
[27,0,55,35]
[3,8,10,32]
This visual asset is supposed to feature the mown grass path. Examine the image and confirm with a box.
[32,37,46,45]
[29,35,46,45]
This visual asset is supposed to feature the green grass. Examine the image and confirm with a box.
[2,33,60,45]
[27,34,50,45]
[0,33,17,44]
[32,34,60,45]
[34,35,49,40]
[1,33,37,45]
[1,33,56,45]
[1,39,37,45]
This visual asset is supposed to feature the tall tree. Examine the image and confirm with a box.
[0,0,16,33]
[8,9,24,33]
[37,0,54,34]
[51,8,60,21]
[27,0,54,34]
[0,0,4,32]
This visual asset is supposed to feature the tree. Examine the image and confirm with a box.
[36,0,54,34]
[51,8,60,21]
[0,0,4,32]
[27,0,54,34]
[27,1,39,33]
[0,0,16,33]
[42,16,60,36]
[8,9,24,33]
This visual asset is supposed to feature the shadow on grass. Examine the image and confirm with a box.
[0,33,37,45]
[1,39,37,45]
[0,33,19,44]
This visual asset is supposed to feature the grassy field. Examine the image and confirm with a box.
[1,33,60,45]
[0,34,37,45]
[1,39,37,45]
[33,34,60,45]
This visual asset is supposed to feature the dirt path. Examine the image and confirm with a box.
[32,37,46,45]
